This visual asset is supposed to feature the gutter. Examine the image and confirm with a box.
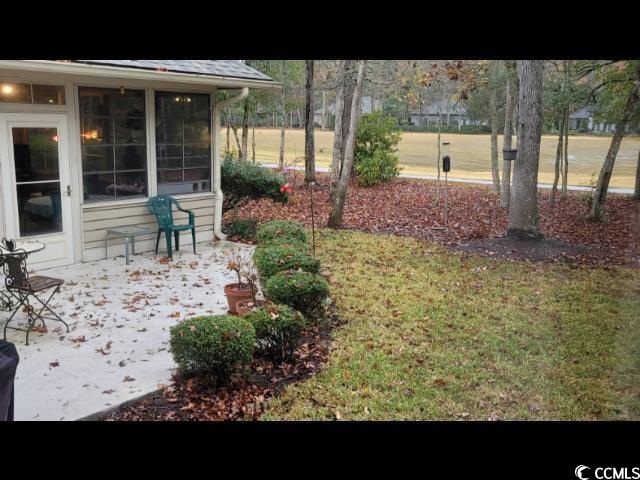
[212,87,249,240]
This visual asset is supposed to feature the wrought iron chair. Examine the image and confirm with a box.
[147,195,196,259]
[1,244,68,345]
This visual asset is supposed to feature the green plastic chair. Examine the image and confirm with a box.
[147,196,196,259]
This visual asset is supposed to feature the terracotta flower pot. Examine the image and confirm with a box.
[224,283,254,314]
[236,299,265,317]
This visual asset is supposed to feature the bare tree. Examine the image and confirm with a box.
[278,60,287,169]
[501,62,516,209]
[489,82,501,195]
[305,60,317,183]
[589,87,639,220]
[507,60,544,240]
[330,60,356,200]
[561,107,569,199]
[328,60,367,229]
[549,109,565,207]
[635,148,640,202]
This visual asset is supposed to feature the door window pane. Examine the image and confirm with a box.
[16,182,62,237]
[79,86,147,202]
[155,91,211,195]
[12,128,60,182]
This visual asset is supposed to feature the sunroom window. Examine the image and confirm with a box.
[78,87,147,202]
[155,91,211,195]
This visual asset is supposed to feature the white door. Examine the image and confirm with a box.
[0,113,75,268]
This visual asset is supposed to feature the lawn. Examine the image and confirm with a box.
[246,128,640,189]
[263,230,640,420]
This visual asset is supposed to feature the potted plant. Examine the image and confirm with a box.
[236,264,264,317]
[222,249,255,314]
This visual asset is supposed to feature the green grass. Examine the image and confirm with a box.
[246,128,640,189]
[263,230,640,420]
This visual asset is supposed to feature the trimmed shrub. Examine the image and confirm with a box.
[256,220,307,245]
[254,244,319,280]
[355,149,401,187]
[245,303,305,359]
[221,157,288,214]
[223,217,258,241]
[264,270,330,320]
[170,315,255,380]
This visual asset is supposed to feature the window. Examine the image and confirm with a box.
[0,82,65,104]
[155,91,211,195]
[79,87,147,202]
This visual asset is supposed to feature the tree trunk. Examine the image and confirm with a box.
[501,66,515,209]
[331,60,356,200]
[561,107,569,199]
[489,86,501,195]
[231,124,242,157]
[507,60,544,240]
[241,99,250,161]
[634,148,640,202]
[278,60,287,169]
[589,88,639,220]
[328,60,366,229]
[321,90,326,130]
[252,113,256,164]
[549,112,565,207]
[304,60,317,183]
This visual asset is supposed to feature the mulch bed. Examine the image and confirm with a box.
[230,175,639,267]
[107,308,343,421]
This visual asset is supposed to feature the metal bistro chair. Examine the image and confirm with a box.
[147,195,196,259]
[1,246,68,345]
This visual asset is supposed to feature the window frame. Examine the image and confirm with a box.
[77,85,149,204]
[154,90,212,197]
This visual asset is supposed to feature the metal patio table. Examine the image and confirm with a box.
[105,226,153,265]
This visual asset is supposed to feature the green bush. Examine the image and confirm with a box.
[256,220,307,245]
[264,270,330,320]
[170,315,255,380]
[223,217,258,241]
[245,303,305,359]
[221,158,288,214]
[355,149,401,187]
[254,244,319,280]
[354,111,402,186]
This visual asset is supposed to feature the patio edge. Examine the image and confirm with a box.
[75,388,162,421]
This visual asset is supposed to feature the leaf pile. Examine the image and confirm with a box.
[229,176,639,267]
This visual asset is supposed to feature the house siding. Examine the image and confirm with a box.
[81,194,216,261]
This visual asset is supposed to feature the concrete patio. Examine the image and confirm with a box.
[5,240,254,421]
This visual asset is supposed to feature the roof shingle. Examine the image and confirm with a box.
[70,60,273,82]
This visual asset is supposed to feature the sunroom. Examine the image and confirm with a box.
[0,60,276,269]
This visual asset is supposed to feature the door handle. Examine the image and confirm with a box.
[66,185,71,197]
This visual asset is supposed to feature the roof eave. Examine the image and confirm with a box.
[0,60,281,90]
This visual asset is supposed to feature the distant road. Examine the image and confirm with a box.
[260,163,634,195]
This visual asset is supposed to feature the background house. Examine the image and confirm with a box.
[313,96,381,128]
[408,99,484,128]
